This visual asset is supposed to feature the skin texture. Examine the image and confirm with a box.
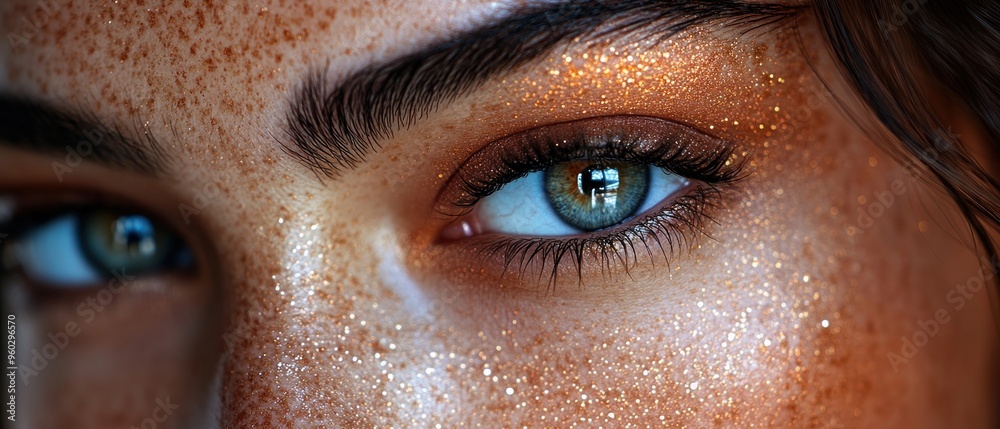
[0,1,996,428]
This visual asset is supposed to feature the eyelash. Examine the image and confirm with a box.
[436,116,749,286]
[479,184,728,286]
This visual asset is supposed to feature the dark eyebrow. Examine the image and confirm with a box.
[283,0,799,178]
[0,95,170,177]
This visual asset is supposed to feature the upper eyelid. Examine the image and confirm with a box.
[0,185,215,260]
[0,148,202,232]
[0,195,156,236]
[433,115,743,215]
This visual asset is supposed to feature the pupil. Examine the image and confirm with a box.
[112,215,158,256]
[80,209,187,276]
[578,165,620,197]
[544,160,649,232]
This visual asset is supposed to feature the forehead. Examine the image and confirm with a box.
[0,0,509,130]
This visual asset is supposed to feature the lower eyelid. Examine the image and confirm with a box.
[437,182,729,285]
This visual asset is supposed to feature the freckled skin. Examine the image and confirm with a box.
[1,1,996,428]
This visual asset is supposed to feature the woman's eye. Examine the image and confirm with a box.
[0,193,219,428]
[4,207,194,288]
[473,160,689,236]
[432,116,746,281]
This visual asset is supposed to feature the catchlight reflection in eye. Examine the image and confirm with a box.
[545,160,649,231]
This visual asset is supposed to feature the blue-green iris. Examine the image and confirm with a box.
[544,160,650,231]
[77,209,191,275]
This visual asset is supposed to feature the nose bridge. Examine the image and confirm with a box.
[215,208,410,426]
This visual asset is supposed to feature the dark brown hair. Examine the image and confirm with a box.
[816,0,1000,407]
[815,0,1000,320]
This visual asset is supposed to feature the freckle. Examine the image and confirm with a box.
[146,10,159,28]
[53,27,67,43]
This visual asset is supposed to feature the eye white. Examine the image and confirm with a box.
[478,166,689,236]
[15,214,103,287]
